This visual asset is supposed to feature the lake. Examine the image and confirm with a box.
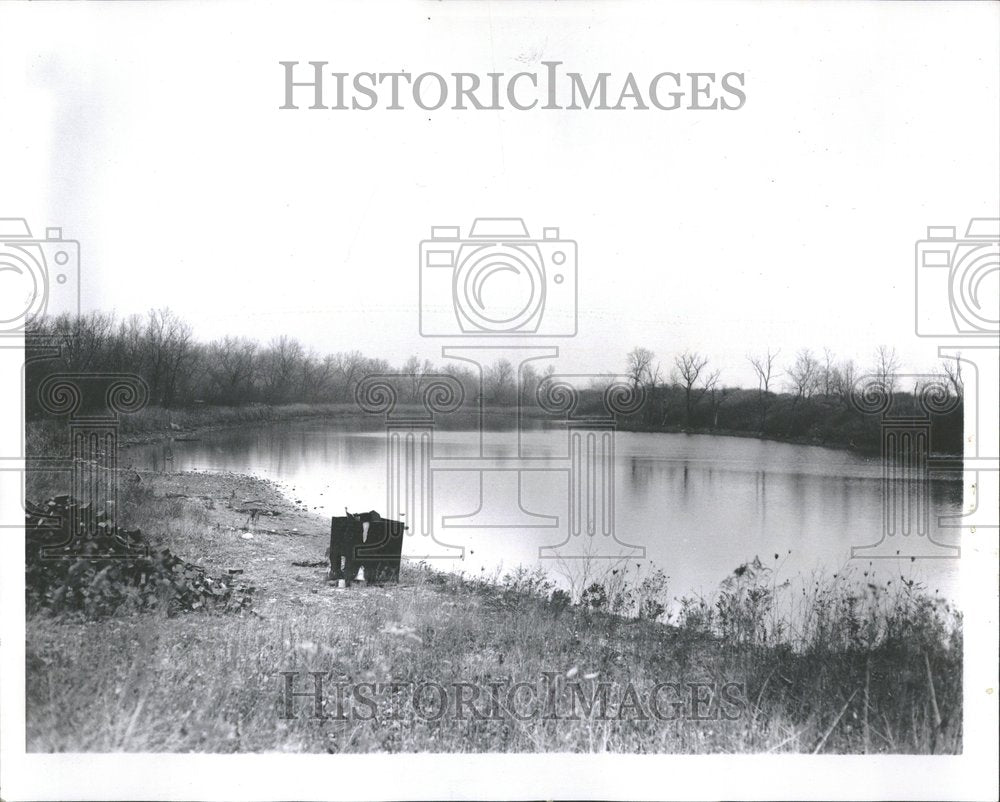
[128,418,963,600]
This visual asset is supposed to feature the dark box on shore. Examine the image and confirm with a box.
[329,514,405,584]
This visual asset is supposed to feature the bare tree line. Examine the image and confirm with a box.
[25,311,965,453]
[25,310,560,411]
[623,344,964,451]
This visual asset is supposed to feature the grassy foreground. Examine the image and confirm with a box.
[25,467,962,754]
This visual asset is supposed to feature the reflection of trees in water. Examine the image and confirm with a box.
[754,471,767,521]
[627,457,654,497]
[628,458,712,505]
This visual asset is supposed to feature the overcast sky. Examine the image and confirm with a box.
[2,0,998,387]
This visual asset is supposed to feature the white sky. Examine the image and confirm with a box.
[1,0,998,387]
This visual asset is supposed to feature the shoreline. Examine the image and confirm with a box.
[24,460,963,753]
[113,403,526,448]
[110,403,962,465]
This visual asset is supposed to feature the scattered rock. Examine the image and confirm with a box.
[26,496,254,617]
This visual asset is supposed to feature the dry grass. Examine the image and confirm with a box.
[25,468,962,754]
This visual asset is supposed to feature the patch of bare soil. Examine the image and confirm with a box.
[141,470,394,619]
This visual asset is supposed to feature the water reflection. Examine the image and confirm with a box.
[127,421,963,599]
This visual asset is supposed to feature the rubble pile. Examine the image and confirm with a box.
[26,495,254,617]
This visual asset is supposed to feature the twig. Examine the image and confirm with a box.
[923,651,942,730]
[767,727,804,753]
[867,723,893,747]
[881,711,896,749]
[812,688,858,754]
[924,651,943,753]
[755,668,776,713]
[120,696,146,748]
[749,667,777,748]
[863,656,871,755]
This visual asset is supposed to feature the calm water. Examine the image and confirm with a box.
[128,419,963,599]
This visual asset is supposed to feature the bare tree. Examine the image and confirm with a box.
[364,356,391,376]
[706,373,728,428]
[626,346,659,389]
[142,308,196,407]
[297,347,331,402]
[442,362,480,407]
[786,348,820,402]
[519,362,541,407]
[941,354,964,400]
[259,335,304,404]
[63,312,116,372]
[873,345,901,392]
[111,313,146,373]
[166,316,196,406]
[821,347,836,396]
[702,368,721,400]
[330,350,368,401]
[829,358,858,405]
[142,309,170,403]
[747,348,780,432]
[402,355,423,401]
[624,346,661,421]
[208,336,257,403]
[406,357,436,402]
[485,358,515,403]
[673,350,710,424]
